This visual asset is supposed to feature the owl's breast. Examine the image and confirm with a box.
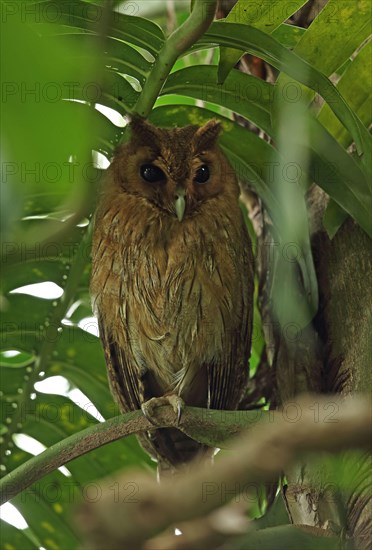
[120,218,245,386]
[92,204,249,395]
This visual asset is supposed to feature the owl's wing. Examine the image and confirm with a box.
[207,228,254,410]
[98,317,142,413]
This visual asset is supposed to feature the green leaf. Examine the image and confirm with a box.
[271,23,306,49]
[31,0,165,56]
[218,0,308,81]
[200,21,371,161]
[305,37,371,238]
[1,220,86,268]
[305,117,371,238]
[1,259,70,295]
[56,33,152,87]
[0,521,39,550]
[98,71,140,114]
[323,200,349,240]
[52,326,115,421]
[161,66,273,134]
[1,10,99,224]
[317,40,372,148]
[1,360,35,398]
[0,351,35,369]
[275,0,372,106]
[11,474,82,550]
[1,294,52,351]
[253,493,290,529]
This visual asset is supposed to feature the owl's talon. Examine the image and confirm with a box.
[177,401,183,424]
[141,395,184,427]
[141,402,158,425]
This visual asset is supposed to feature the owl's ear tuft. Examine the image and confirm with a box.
[193,120,221,150]
[128,115,161,150]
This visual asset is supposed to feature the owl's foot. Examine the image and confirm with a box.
[141,395,184,426]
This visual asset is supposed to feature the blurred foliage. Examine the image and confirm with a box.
[1,0,370,548]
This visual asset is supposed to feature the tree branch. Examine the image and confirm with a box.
[0,406,264,505]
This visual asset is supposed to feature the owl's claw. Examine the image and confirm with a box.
[141,395,185,426]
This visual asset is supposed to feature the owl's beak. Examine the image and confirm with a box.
[175,187,186,222]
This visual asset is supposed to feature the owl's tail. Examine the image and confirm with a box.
[138,428,214,478]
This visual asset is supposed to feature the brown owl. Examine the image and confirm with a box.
[90,117,254,474]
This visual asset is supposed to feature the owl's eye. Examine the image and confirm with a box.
[194,165,210,184]
[140,164,165,183]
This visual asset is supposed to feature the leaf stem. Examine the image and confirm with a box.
[134,0,217,118]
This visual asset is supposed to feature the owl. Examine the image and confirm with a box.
[90,117,254,474]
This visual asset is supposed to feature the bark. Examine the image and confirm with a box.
[310,188,372,547]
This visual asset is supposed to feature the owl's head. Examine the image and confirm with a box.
[109,117,239,221]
